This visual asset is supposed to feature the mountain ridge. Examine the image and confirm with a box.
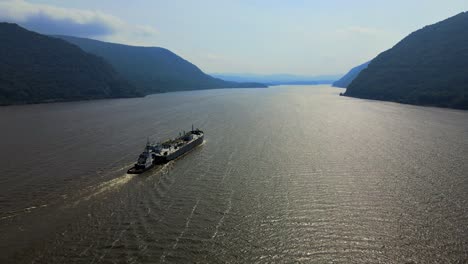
[0,23,142,105]
[56,35,267,94]
[332,61,370,88]
[211,73,340,85]
[344,12,468,109]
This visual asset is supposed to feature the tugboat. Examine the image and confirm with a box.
[127,126,204,174]
[127,140,155,174]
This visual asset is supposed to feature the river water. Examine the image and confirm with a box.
[0,85,467,263]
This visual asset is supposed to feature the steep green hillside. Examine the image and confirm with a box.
[0,23,141,105]
[57,36,266,93]
[345,12,468,109]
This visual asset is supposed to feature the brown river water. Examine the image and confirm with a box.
[0,85,467,263]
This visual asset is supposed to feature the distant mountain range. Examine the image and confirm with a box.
[332,61,370,88]
[211,73,340,85]
[0,23,266,106]
[56,36,266,94]
[0,23,142,105]
[344,12,468,110]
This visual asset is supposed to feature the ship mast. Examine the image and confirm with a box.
[146,137,151,151]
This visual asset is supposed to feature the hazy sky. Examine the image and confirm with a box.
[1,0,467,75]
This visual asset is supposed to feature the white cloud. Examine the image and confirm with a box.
[345,26,384,36]
[0,0,157,43]
[336,26,389,37]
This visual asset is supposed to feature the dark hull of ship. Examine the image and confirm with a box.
[155,135,204,163]
[127,163,155,174]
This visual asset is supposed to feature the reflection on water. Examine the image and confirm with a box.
[0,86,467,263]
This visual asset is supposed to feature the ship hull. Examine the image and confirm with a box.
[156,135,204,163]
[127,163,155,174]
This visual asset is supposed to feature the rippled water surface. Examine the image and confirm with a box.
[0,86,467,263]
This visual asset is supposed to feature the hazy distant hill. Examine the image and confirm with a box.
[332,61,370,88]
[212,73,340,85]
[57,36,266,93]
[0,23,141,105]
[345,12,468,109]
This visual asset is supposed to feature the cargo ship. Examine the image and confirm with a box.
[127,126,204,174]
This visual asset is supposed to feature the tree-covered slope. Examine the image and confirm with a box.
[332,61,370,88]
[0,23,141,105]
[345,12,468,109]
[56,36,266,93]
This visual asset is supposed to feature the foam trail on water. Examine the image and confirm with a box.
[160,198,200,263]
[212,190,234,239]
